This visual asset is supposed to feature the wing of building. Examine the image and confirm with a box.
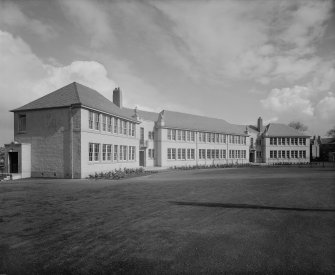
[4,82,311,179]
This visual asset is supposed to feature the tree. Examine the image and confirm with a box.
[288,121,308,132]
[326,126,335,137]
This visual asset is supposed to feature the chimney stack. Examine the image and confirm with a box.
[257,117,263,132]
[113,87,122,108]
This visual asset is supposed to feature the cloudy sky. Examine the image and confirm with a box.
[0,0,334,145]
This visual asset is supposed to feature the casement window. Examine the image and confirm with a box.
[286,138,290,145]
[171,129,176,140]
[278,138,281,145]
[89,143,93,161]
[94,113,100,130]
[278,150,281,158]
[168,129,172,140]
[211,133,215,143]
[282,138,285,145]
[131,123,135,137]
[186,131,190,141]
[148,131,154,140]
[168,148,172,160]
[123,121,127,135]
[148,149,155,159]
[182,149,186,160]
[102,115,106,131]
[107,116,112,132]
[270,138,273,145]
[129,146,135,161]
[294,150,298,158]
[128,122,132,136]
[199,149,202,159]
[187,149,191,160]
[182,131,186,141]
[18,114,27,132]
[119,145,123,160]
[202,133,206,142]
[273,150,277,158]
[207,149,211,159]
[232,150,235,159]
[119,119,123,134]
[114,145,118,161]
[123,146,127,161]
[303,150,306,158]
[216,134,220,143]
[102,144,107,161]
[102,144,112,161]
[191,131,195,142]
[114,118,118,134]
[199,132,202,142]
[229,150,231,159]
[273,138,277,145]
[89,112,94,129]
[238,136,241,144]
[302,138,306,145]
[172,148,176,160]
[177,148,182,160]
[216,149,220,159]
[107,145,112,161]
[291,150,294,158]
[191,149,195,160]
[94,143,100,161]
[287,151,290,158]
[294,138,298,145]
[270,150,273,158]
[177,130,181,141]
[222,149,226,159]
[299,150,303,158]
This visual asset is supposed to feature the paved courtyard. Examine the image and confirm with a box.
[1,167,335,274]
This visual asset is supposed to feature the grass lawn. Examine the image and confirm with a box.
[1,167,335,274]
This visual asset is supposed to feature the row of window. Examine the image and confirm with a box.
[269,137,306,146]
[89,143,136,162]
[167,148,247,160]
[167,129,196,142]
[88,111,136,137]
[167,148,196,160]
[167,129,246,145]
[269,150,307,159]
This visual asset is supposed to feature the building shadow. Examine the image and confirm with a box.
[170,201,335,212]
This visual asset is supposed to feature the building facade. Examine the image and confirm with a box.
[4,82,311,179]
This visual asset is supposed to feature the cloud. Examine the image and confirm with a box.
[315,94,335,121]
[0,1,57,40]
[0,30,117,144]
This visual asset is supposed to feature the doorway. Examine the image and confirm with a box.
[249,151,255,163]
[139,150,145,167]
[9,152,19,173]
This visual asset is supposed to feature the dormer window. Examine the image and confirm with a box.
[18,114,26,132]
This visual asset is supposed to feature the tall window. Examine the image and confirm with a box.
[191,131,195,142]
[107,116,112,132]
[172,129,176,140]
[148,131,154,140]
[102,144,107,161]
[18,114,26,132]
[89,143,93,161]
[167,129,172,140]
[94,143,100,161]
[88,143,100,161]
[177,148,182,160]
[102,115,106,131]
[182,149,186,160]
[89,112,93,129]
[168,148,172,160]
[186,131,190,141]
[207,149,211,159]
[119,119,123,134]
[107,145,112,161]
[128,122,132,136]
[172,148,176,160]
[187,149,191,159]
[177,130,181,141]
[123,121,127,135]
[94,113,100,130]
[131,123,136,137]
[182,131,186,141]
[114,145,118,161]
[114,118,118,134]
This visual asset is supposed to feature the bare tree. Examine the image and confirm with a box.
[326,126,335,137]
[288,121,308,132]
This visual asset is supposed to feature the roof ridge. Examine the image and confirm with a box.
[163,109,230,123]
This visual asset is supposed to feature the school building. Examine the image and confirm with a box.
[4,82,310,179]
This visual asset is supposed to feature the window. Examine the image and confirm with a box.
[177,130,181,141]
[199,149,202,159]
[299,150,303,158]
[191,131,195,142]
[187,149,191,159]
[119,119,123,134]
[182,149,186,160]
[216,134,220,143]
[168,148,172,160]
[128,122,132,136]
[177,148,182,160]
[129,146,135,161]
[102,144,107,161]
[107,116,112,132]
[89,143,93,161]
[251,137,254,146]
[287,151,290,158]
[273,150,277,158]
[282,138,285,145]
[191,149,195,160]
[291,150,294,158]
[182,131,186,141]
[222,149,226,159]
[89,112,93,129]
[131,123,135,137]
[148,149,155,159]
[211,133,215,143]
[203,133,206,142]
[172,148,176,160]
[114,145,118,161]
[229,150,232,158]
[102,115,106,131]
[119,145,123,160]
[303,150,306,158]
[123,121,127,135]
[148,131,154,140]
[294,150,298,158]
[199,132,202,142]
[302,138,306,145]
[172,129,176,140]
[273,138,277,145]
[94,113,100,130]
[299,138,302,145]
[207,133,211,143]
[207,149,211,159]
[114,118,118,134]
[278,138,281,145]
[94,143,100,161]
[168,129,172,140]
[270,150,273,158]
[107,145,112,161]
[18,114,26,132]
[287,138,290,145]
[216,149,220,159]
[278,150,281,158]
[270,138,273,145]
[186,131,190,141]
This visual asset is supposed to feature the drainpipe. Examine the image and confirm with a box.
[69,106,74,179]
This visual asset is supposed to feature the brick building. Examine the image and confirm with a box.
[4,82,311,179]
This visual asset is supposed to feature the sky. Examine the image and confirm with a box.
[0,0,334,145]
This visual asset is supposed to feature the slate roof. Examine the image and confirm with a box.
[161,110,248,135]
[123,108,159,122]
[265,123,310,137]
[11,82,137,122]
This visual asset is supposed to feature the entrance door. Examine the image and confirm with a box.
[9,152,19,173]
[139,150,145,167]
[249,151,255,163]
